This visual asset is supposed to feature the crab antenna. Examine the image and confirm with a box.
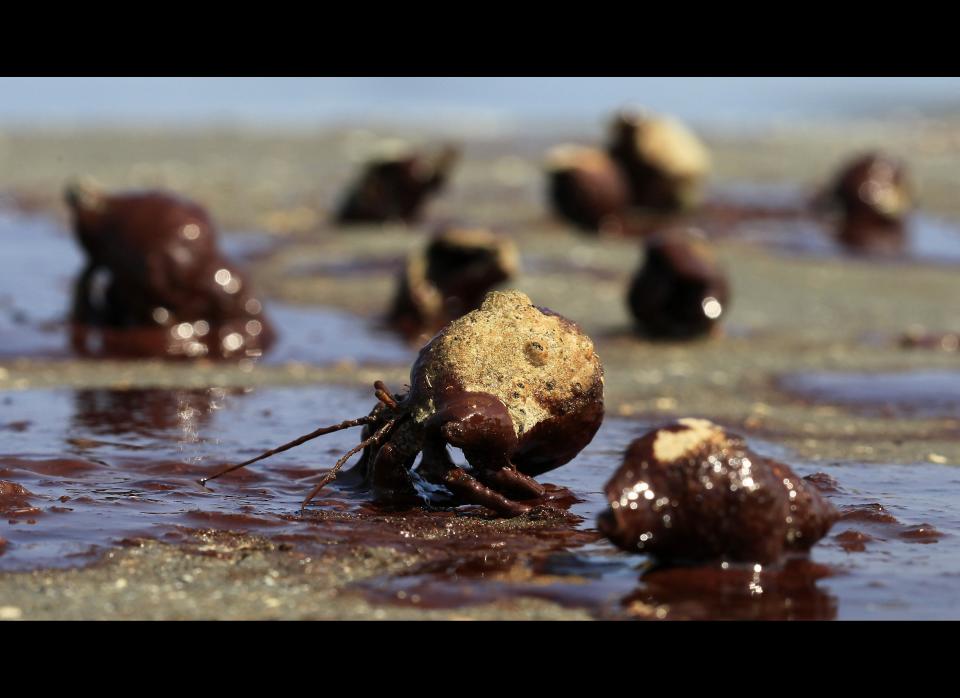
[300,416,398,510]
[198,416,373,486]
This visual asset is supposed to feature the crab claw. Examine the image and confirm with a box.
[426,390,517,465]
[419,390,548,512]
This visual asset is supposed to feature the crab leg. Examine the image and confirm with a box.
[365,438,422,504]
[301,417,397,509]
[418,439,531,517]
[474,466,545,499]
[442,467,532,517]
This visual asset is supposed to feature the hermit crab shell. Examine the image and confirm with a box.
[611,112,711,181]
[608,111,711,210]
[65,180,219,277]
[545,144,631,230]
[830,152,912,221]
[598,418,838,564]
[407,290,605,475]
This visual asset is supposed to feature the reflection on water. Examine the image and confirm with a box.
[624,557,838,620]
[70,388,233,440]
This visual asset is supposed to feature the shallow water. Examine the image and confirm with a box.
[703,184,960,265]
[1,385,958,619]
[261,304,414,367]
[779,370,960,418]
[0,209,82,357]
[719,213,960,264]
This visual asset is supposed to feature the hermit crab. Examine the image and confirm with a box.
[818,152,912,253]
[607,110,711,212]
[387,225,519,342]
[65,180,275,359]
[545,144,631,232]
[628,227,729,340]
[201,290,605,517]
[336,142,460,224]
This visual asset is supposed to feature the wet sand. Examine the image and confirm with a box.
[2,118,960,619]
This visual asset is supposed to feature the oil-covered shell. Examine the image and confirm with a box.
[546,144,631,231]
[65,182,275,359]
[608,111,711,211]
[830,152,912,221]
[335,143,459,224]
[387,226,519,340]
[598,418,838,564]
[627,227,729,339]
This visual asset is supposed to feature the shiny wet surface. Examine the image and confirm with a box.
[778,370,960,418]
[0,209,80,358]
[712,212,960,264]
[703,184,960,264]
[1,385,958,619]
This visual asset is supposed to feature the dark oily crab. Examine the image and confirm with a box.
[820,152,912,254]
[627,227,729,340]
[202,290,604,518]
[335,142,459,224]
[607,110,711,212]
[387,225,519,342]
[597,419,838,564]
[829,152,912,221]
[65,179,275,359]
[545,144,631,233]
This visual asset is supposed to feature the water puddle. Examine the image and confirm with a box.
[1,385,957,619]
[703,183,960,265]
[779,370,960,418]
[219,230,282,265]
[259,304,414,366]
[0,209,81,358]
[286,255,404,279]
[713,213,960,264]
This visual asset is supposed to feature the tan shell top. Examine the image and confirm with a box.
[412,290,603,437]
[622,114,711,180]
[402,227,520,313]
[650,417,727,463]
[433,227,521,277]
[858,161,911,217]
[545,144,617,174]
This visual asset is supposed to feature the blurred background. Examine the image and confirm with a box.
[2,77,960,131]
